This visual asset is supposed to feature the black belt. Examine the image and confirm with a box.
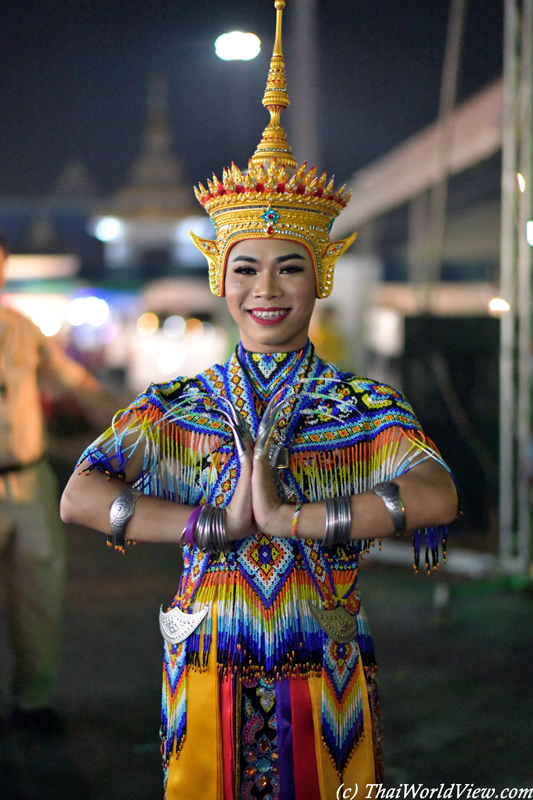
[0,456,44,476]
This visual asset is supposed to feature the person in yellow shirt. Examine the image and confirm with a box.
[0,234,117,734]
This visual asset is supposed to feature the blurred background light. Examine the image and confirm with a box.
[84,296,109,326]
[100,320,118,344]
[364,306,404,357]
[2,294,67,337]
[174,217,214,244]
[183,318,204,341]
[31,304,63,337]
[214,31,261,61]
[172,216,217,267]
[4,255,80,282]
[137,311,159,337]
[92,217,123,242]
[527,220,533,246]
[488,297,511,315]
[163,315,186,339]
[67,296,109,327]
[67,298,89,327]
[517,172,526,192]
[156,347,183,375]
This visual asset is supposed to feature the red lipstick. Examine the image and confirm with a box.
[247,307,290,326]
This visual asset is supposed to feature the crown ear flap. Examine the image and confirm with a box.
[318,232,357,298]
[189,232,223,296]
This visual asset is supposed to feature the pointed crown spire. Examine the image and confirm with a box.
[250,0,297,169]
[191,0,357,299]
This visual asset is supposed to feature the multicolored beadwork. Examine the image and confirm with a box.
[79,342,450,778]
[236,343,308,404]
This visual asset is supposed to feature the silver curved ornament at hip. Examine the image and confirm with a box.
[159,604,209,645]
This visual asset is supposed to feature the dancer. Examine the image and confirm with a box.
[61,2,457,796]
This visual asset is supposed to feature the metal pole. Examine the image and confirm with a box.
[288,0,320,168]
[407,192,429,312]
[423,0,467,302]
[517,0,532,570]
[408,193,428,284]
[499,0,519,567]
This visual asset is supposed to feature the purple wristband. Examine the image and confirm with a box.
[181,505,202,547]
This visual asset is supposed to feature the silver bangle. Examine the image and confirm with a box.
[195,504,230,555]
[109,489,141,549]
[323,496,352,546]
[371,481,406,533]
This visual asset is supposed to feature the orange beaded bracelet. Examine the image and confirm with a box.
[291,503,303,539]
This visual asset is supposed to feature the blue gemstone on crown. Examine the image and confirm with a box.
[260,206,280,230]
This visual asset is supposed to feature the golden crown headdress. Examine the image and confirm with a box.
[190,0,356,298]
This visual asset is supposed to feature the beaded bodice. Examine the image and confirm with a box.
[236,340,313,405]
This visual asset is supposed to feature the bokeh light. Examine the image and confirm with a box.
[137,312,159,337]
[31,304,62,337]
[93,217,122,241]
[489,297,511,316]
[183,318,204,341]
[67,296,109,327]
[163,315,186,339]
[156,348,183,375]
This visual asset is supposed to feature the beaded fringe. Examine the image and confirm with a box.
[82,399,448,777]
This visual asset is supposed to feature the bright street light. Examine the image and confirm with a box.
[215,32,261,61]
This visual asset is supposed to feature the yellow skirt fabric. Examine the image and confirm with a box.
[165,607,376,800]
[165,608,223,799]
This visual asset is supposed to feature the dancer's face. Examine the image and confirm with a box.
[225,238,316,353]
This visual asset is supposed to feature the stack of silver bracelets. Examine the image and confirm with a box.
[195,504,230,555]
[323,496,352,546]
[322,481,406,545]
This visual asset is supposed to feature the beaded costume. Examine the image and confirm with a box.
[81,2,451,796]
[83,343,449,796]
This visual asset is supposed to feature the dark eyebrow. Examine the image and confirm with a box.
[230,255,258,263]
[230,253,307,263]
[275,254,307,263]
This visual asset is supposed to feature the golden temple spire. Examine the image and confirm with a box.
[250,0,297,170]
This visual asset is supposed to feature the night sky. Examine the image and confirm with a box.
[1,0,503,198]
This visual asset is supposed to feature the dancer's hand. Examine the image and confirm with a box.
[225,437,256,541]
[251,444,292,538]
[252,390,289,536]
